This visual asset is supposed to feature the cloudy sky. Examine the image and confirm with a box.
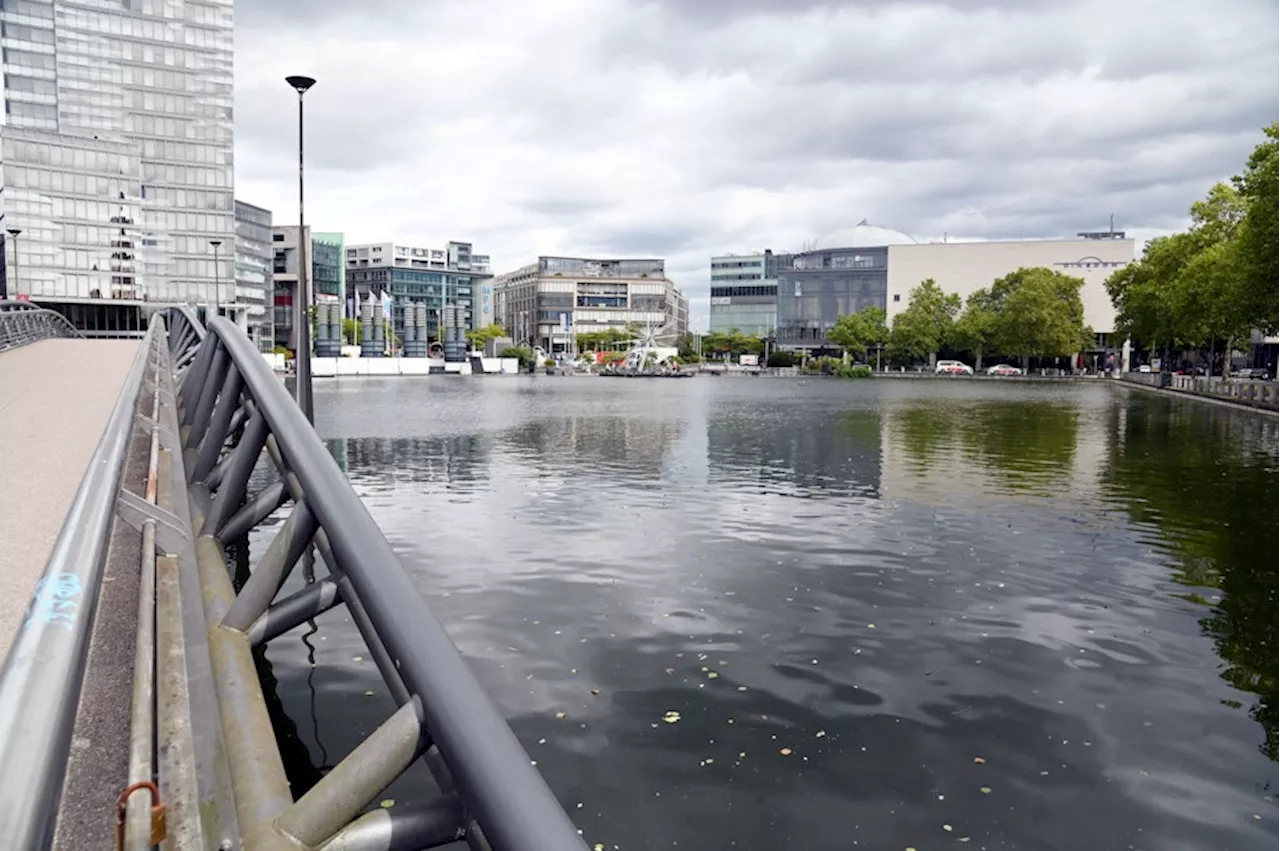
[235,0,1278,327]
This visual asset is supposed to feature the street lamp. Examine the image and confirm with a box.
[286,74,316,422]
[6,229,21,298]
[209,239,222,320]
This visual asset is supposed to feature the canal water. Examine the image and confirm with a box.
[255,377,1277,851]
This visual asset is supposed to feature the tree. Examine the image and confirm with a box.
[703,328,763,358]
[498,346,533,368]
[466,324,508,350]
[989,267,1092,370]
[951,289,1000,370]
[886,279,960,366]
[342,317,359,346]
[828,306,888,360]
[1232,122,1278,335]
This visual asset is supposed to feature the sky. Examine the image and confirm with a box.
[234,0,1278,328]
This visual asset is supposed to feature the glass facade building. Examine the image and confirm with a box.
[709,252,777,336]
[234,199,271,349]
[0,0,234,321]
[775,246,888,346]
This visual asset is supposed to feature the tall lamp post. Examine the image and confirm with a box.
[209,239,222,321]
[6,228,21,299]
[286,74,316,422]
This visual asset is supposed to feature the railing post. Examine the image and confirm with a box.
[220,500,318,633]
[188,341,228,446]
[205,412,270,533]
[192,365,244,482]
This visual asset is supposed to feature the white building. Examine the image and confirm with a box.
[886,233,1134,335]
[492,256,688,354]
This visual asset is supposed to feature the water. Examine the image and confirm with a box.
[255,377,1277,850]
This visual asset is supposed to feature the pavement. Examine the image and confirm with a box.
[0,337,141,661]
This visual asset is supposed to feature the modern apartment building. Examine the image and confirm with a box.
[711,224,1135,351]
[271,226,344,350]
[0,0,234,335]
[344,240,492,342]
[709,251,778,336]
[234,200,272,350]
[492,256,688,354]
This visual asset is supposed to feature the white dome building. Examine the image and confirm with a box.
[814,220,918,250]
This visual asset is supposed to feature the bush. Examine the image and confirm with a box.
[803,356,841,374]
[766,350,795,368]
[544,358,557,368]
[836,365,873,379]
[498,346,533,367]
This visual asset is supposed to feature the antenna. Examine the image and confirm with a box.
[1109,213,1115,235]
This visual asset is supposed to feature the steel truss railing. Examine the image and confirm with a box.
[165,307,586,851]
[0,299,81,352]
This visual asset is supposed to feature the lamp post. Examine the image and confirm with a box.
[209,239,222,321]
[286,74,316,422]
[6,228,21,299]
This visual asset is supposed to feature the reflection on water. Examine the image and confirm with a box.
[249,378,1276,850]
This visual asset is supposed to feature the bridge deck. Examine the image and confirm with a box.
[0,338,141,661]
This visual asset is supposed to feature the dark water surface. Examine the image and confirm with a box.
[256,377,1277,851]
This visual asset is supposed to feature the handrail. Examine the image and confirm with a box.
[166,310,586,851]
[0,315,159,849]
[0,300,81,353]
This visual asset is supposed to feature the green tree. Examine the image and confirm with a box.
[498,346,533,368]
[886,279,961,366]
[703,328,763,358]
[950,289,1000,370]
[828,305,888,360]
[342,317,359,346]
[1232,122,1278,335]
[465,324,508,350]
[989,267,1092,370]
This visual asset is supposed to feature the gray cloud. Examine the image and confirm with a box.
[232,0,1279,326]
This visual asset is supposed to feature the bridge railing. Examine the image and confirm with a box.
[165,307,585,851]
[0,299,81,352]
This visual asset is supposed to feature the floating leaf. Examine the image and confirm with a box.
[590,689,601,695]
[663,711,681,724]
[353,655,364,663]
[815,730,826,738]
[973,756,986,764]
[779,747,792,756]
[943,824,953,832]
[364,690,376,697]
[980,786,991,794]
[555,712,567,719]
[379,799,394,809]
[594,844,605,851]
[707,672,719,679]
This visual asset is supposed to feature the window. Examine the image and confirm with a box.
[893,294,900,302]
[273,233,284,242]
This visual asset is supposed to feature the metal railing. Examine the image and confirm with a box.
[0,313,159,849]
[165,307,586,851]
[0,299,81,352]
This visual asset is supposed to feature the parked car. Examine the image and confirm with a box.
[986,364,1022,376]
[1137,364,1152,374]
[935,360,974,375]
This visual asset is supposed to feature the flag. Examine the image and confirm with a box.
[380,290,393,320]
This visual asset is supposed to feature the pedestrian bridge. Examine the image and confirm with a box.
[0,301,585,851]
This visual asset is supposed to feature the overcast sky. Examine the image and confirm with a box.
[235,0,1278,327]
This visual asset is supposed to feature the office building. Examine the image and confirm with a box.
[0,0,234,335]
[492,256,688,354]
[709,251,779,336]
[344,240,492,343]
[712,224,1134,351]
[271,226,344,350]
[234,201,272,350]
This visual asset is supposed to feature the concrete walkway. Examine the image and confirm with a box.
[0,338,140,661]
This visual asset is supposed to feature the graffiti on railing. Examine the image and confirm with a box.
[24,572,83,632]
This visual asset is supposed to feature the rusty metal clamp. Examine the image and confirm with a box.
[116,780,166,850]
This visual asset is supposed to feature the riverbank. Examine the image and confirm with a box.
[1116,372,1279,413]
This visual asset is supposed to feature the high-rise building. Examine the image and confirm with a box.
[492,256,688,355]
[709,251,778,336]
[234,200,272,350]
[344,240,492,343]
[0,0,234,335]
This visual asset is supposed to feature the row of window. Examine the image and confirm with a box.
[4,72,55,95]
[142,185,232,211]
[710,285,778,298]
[57,8,228,49]
[140,162,231,188]
[710,273,764,282]
[123,113,230,143]
[788,253,883,271]
[140,209,233,236]
[3,48,55,71]
[124,89,220,118]
[141,138,231,166]
[710,260,762,270]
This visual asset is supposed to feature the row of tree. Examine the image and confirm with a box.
[828,268,1094,369]
[1105,123,1278,374]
